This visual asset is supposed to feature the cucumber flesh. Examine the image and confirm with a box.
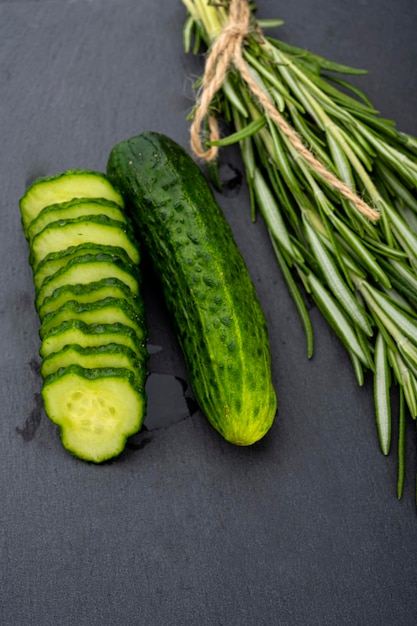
[40,343,147,380]
[30,215,140,270]
[27,198,127,244]
[39,297,146,341]
[33,244,136,295]
[42,365,146,463]
[20,169,124,232]
[39,320,146,360]
[35,252,140,311]
[38,278,142,320]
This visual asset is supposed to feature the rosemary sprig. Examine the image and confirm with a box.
[181,0,417,502]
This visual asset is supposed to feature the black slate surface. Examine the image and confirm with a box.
[2,1,417,624]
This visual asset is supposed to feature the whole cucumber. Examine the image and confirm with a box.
[107,132,277,445]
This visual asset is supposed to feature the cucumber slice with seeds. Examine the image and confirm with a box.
[20,169,124,233]
[27,198,128,244]
[38,278,143,320]
[35,252,140,311]
[40,343,147,380]
[42,365,146,463]
[30,214,140,270]
[39,297,146,341]
[40,320,146,360]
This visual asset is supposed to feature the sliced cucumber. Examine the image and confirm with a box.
[39,297,146,341]
[40,320,146,360]
[35,252,140,311]
[20,169,124,233]
[40,343,147,380]
[33,244,135,293]
[20,168,149,462]
[38,277,143,320]
[27,198,127,244]
[30,214,140,270]
[42,364,146,462]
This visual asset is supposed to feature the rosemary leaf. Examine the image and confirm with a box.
[374,331,392,455]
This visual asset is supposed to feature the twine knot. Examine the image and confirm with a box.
[190,0,251,161]
[189,0,380,222]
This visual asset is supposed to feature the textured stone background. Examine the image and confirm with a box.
[1,1,417,624]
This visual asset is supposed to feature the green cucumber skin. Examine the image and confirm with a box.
[107,132,277,445]
[39,296,146,340]
[33,243,135,293]
[29,214,140,269]
[34,251,140,311]
[38,277,142,320]
[40,342,147,380]
[27,197,127,244]
[39,319,147,359]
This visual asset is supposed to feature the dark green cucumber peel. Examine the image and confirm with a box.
[33,243,136,292]
[34,250,141,311]
[27,197,128,243]
[39,319,147,359]
[39,297,146,340]
[40,342,146,380]
[107,131,277,446]
[29,214,140,269]
[38,277,143,320]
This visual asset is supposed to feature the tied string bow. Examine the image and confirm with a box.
[189,0,380,222]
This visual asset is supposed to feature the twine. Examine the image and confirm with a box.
[189,0,380,222]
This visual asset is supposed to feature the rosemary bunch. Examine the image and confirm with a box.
[182,0,417,500]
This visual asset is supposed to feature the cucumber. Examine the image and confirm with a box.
[30,214,140,270]
[35,251,140,311]
[39,297,145,341]
[19,169,148,462]
[33,244,136,294]
[27,197,127,243]
[38,277,142,320]
[42,365,146,463]
[20,169,124,233]
[40,343,146,380]
[40,320,146,360]
[107,132,277,446]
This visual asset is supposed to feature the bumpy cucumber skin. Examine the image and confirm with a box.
[107,132,277,446]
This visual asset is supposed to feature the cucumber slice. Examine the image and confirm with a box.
[20,169,124,233]
[40,320,146,359]
[27,198,127,244]
[39,297,146,341]
[42,365,146,462]
[38,277,143,320]
[35,252,140,311]
[30,214,140,270]
[33,244,135,293]
[40,343,147,379]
